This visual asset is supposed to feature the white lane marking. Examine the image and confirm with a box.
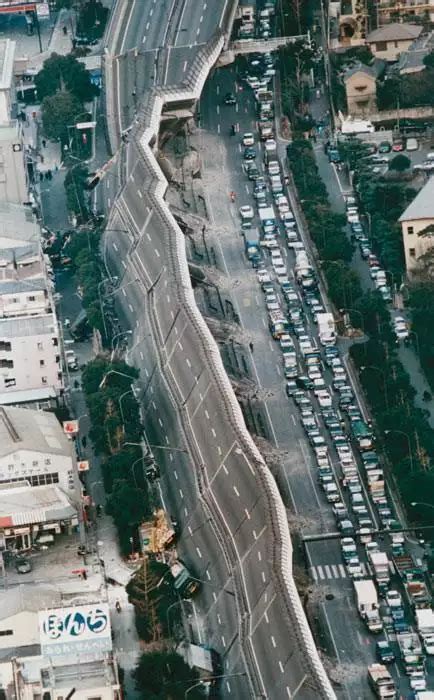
[233,485,240,497]
[183,60,188,72]
[261,571,266,582]
[324,565,331,578]
[217,614,222,624]
[213,592,217,602]
[122,289,126,296]
[113,243,118,251]
[154,248,160,257]
[317,565,325,580]
[122,261,126,268]
[174,471,178,480]
[217,124,220,134]
[211,428,216,437]
[222,464,228,475]
[200,14,203,22]
[221,636,226,648]
[331,565,338,578]
[158,417,163,427]
[310,567,318,582]
[142,35,147,44]
[204,410,210,419]
[271,636,276,648]
[216,105,220,115]
[279,661,284,674]
[179,489,184,499]
[186,358,191,367]
[128,303,134,312]
[146,21,150,29]
[244,508,251,520]
[137,189,142,198]
[196,547,202,559]
[139,351,144,360]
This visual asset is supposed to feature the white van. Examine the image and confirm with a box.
[65,349,78,371]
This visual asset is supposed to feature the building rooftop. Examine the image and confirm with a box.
[0,386,57,406]
[399,177,434,222]
[0,483,76,527]
[0,277,47,295]
[0,406,72,458]
[0,312,57,338]
[343,59,385,80]
[0,583,61,621]
[0,202,40,248]
[0,39,15,93]
[396,31,434,74]
[367,22,422,43]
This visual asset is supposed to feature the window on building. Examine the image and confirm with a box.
[57,371,63,381]
[45,458,51,465]
[12,298,18,304]
[52,337,58,346]
[55,354,60,363]
[37,342,43,350]
[41,376,48,384]
[28,295,36,302]
[375,41,387,51]
[0,359,13,368]
[4,378,16,388]
[0,341,11,351]
[409,248,416,257]
[0,630,13,636]
[394,41,398,47]
[40,359,45,367]
[407,226,414,235]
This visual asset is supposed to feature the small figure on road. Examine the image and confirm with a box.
[231,124,236,135]
[249,342,254,352]
[62,25,67,35]
[82,435,87,449]
[229,191,236,202]
[115,600,121,613]
[41,138,46,148]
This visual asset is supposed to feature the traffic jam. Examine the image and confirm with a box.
[227,43,434,699]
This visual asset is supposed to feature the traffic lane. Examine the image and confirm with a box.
[173,0,213,47]
[139,0,174,51]
[250,596,326,700]
[165,45,205,85]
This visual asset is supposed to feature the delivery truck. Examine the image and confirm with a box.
[317,312,336,346]
[367,664,396,699]
[354,579,383,633]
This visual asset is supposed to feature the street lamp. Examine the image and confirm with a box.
[184,674,246,698]
[130,455,144,487]
[385,428,414,472]
[110,329,133,360]
[340,307,365,333]
[360,365,388,410]
[124,441,188,454]
[411,502,434,510]
[118,388,134,427]
[99,369,138,390]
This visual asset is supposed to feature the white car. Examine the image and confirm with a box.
[409,672,426,691]
[423,635,434,655]
[346,557,362,578]
[239,205,254,220]
[347,210,360,224]
[274,263,287,278]
[257,269,271,283]
[268,161,280,176]
[315,389,332,408]
[242,132,255,146]
[385,590,402,609]
[394,315,409,340]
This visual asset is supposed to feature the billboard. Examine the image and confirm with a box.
[39,603,112,656]
[77,460,89,472]
[63,420,79,436]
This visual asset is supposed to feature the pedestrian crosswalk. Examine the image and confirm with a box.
[309,562,373,582]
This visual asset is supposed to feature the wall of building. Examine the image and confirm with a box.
[0,314,62,394]
[369,38,414,61]
[345,74,377,115]
[0,288,48,318]
[0,449,74,493]
[0,611,39,649]
[0,123,28,204]
[401,217,434,272]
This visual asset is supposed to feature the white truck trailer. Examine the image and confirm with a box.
[354,579,382,633]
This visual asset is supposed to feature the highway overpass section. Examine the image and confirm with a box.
[103,2,335,698]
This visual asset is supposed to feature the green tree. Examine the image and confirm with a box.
[127,559,181,641]
[41,91,83,142]
[35,53,99,102]
[77,0,109,39]
[133,650,205,700]
[389,154,411,172]
[106,479,150,554]
[423,51,434,69]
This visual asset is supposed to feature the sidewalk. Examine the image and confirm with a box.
[27,8,76,72]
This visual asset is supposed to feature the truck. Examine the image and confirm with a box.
[258,206,276,234]
[317,312,336,346]
[269,310,289,339]
[170,561,200,598]
[393,553,431,609]
[295,250,316,290]
[259,121,274,141]
[367,469,386,504]
[367,664,396,699]
[397,630,425,674]
[368,551,390,586]
[351,419,374,451]
[354,579,383,633]
[244,229,261,267]
[264,138,277,164]
[416,609,434,654]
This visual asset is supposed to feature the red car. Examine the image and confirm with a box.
[392,139,404,152]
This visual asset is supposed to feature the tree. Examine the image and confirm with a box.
[389,154,411,172]
[64,163,91,222]
[41,91,83,142]
[35,53,99,102]
[133,650,205,700]
[77,0,109,39]
[106,479,150,554]
[127,559,181,641]
[423,51,434,69]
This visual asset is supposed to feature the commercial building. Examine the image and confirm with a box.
[0,588,120,700]
[399,176,434,273]
[0,482,77,551]
[0,120,28,205]
[366,23,423,61]
[0,405,77,495]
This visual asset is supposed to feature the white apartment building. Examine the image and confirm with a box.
[0,406,76,494]
[0,204,62,405]
[399,176,434,274]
